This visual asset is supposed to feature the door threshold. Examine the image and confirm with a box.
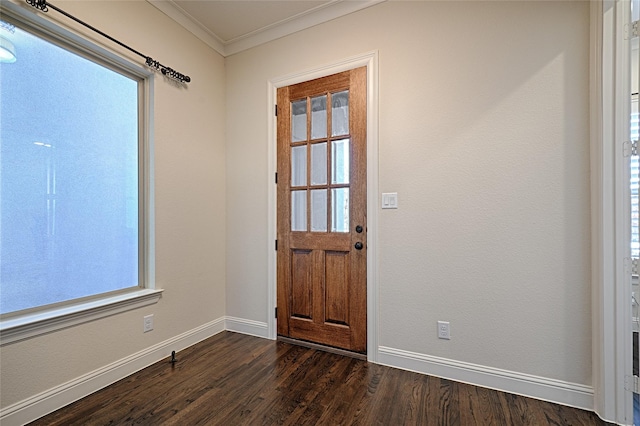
[277,336,367,360]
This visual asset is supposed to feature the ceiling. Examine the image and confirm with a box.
[148,0,385,57]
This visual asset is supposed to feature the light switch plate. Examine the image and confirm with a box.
[381,192,398,209]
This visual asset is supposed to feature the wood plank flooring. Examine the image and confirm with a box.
[29,331,608,425]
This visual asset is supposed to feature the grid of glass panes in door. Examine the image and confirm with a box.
[290,90,350,233]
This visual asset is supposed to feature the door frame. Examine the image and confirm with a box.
[591,1,634,423]
[267,51,379,362]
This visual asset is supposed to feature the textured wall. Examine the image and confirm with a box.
[225,1,591,385]
[0,0,227,407]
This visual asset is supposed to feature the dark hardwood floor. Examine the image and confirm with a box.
[29,331,607,425]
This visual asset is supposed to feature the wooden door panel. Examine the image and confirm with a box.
[277,67,367,353]
[325,251,349,325]
[291,249,312,319]
[289,317,351,349]
[288,71,350,100]
[290,233,350,251]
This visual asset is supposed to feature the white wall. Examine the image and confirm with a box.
[0,0,226,411]
[225,0,591,388]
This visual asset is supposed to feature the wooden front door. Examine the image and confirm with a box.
[276,67,367,353]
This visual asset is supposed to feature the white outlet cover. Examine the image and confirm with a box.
[143,314,154,332]
[437,321,450,340]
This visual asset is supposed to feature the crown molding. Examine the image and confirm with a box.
[223,0,385,56]
[147,0,226,56]
[147,0,385,57]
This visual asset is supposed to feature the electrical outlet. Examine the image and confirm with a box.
[437,321,450,340]
[143,314,154,333]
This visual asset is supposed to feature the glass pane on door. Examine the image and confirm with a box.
[311,95,327,140]
[332,90,349,137]
[291,145,307,186]
[311,143,327,185]
[332,139,350,184]
[292,99,307,142]
[332,188,349,233]
[311,189,327,232]
[291,190,307,231]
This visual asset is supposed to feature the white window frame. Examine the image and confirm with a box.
[0,1,161,346]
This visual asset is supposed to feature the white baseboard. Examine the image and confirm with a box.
[378,346,594,411]
[1,321,595,426]
[0,317,226,426]
[224,316,269,339]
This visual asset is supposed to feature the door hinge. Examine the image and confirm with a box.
[275,105,278,116]
[624,140,638,157]
[275,240,278,250]
[625,375,640,393]
[625,21,639,39]
[275,172,278,184]
[275,307,278,318]
[624,257,640,276]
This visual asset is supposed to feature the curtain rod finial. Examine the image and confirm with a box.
[26,0,48,12]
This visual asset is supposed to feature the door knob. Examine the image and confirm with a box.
[354,242,363,250]
[355,225,363,233]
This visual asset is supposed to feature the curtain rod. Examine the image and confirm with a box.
[25,0,191,83]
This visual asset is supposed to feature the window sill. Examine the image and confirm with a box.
[0,289,163,346]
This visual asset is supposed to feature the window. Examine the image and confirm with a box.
[0,7,157,331]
